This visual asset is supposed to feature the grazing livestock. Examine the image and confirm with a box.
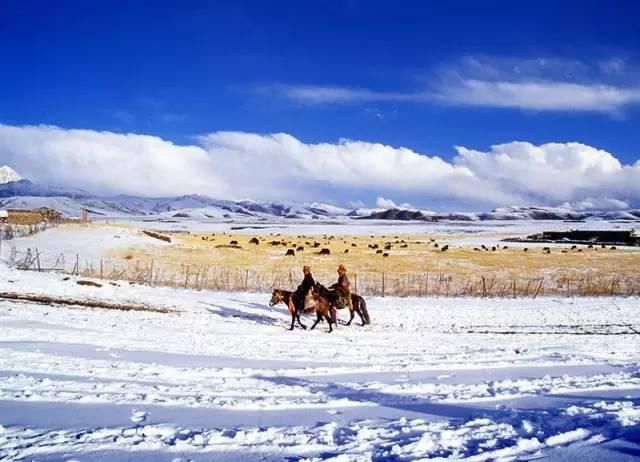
[491,246,496,251]
[524,248,529,252]
[344,249,349,254]
[285,249,296,256]
[441,245,449,252]
[474,248,481,251]
[249,237,260,245]
[376,249,383,254]
[230,240,238,245]
[297,246,304,252]
[319,248,331,255]
[351,243,357,247]
[384,244,392,250]
[383,252,389,257]
[434,243,439,248]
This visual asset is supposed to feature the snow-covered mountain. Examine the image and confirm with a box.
[0,167,638,221]
[0,166,22,184]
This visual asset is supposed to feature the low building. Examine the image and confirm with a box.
[534,230,639,246]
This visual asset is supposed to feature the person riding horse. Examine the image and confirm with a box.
[330,264,353,313]
[293,265,315,314]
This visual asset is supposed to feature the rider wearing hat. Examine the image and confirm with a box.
[330,264,352,312]
[293,265,315,313]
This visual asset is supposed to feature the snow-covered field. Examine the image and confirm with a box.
[1,264,639,461]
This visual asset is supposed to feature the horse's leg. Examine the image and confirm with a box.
[325,311,333,333]
[288,299,296,330]
[310,312,321,330]
[346,305,355,326]
[355,299,366,326]
[297,310,307,329]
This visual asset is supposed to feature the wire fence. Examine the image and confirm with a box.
[6,248,640,298]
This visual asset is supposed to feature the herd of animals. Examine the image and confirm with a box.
[188,232,624,331]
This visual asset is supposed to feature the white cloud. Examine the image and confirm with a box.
[560,197,630,211]
[272,56,640,113]
[454,141,640,205]
[375,197,414,209]
[376,197,396,208]
[1,123,639,209]
[433,80,640,112]
[0,124,226,197]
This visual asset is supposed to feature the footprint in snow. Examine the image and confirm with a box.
[131,409,148,423]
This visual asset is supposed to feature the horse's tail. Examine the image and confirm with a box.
[358,295,371,325]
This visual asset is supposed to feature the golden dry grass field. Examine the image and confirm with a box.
[104,228,640,296]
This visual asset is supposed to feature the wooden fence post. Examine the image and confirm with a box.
[381,272,385,297]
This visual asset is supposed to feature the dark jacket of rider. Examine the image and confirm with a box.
[295,273,315,298]
[330,274,352,309]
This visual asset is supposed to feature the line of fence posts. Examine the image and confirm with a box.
[8,250,638,297]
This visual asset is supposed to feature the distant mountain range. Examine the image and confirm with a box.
[0,167,638,222]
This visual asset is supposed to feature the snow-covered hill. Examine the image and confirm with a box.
[0,165,22,184]
[0,167,638,221]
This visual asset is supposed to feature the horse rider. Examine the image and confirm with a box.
[330,264,353,313]
[293,265,315,313]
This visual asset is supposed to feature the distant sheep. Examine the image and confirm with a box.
[344,249,349,254]
[285,249,295,256]
[249,237,260,245]
[351,243,357,247]
[383,252,389,257]
[376,249,383,254]
[491,246,496,251]
[297,246,304,252]
[384,244,392,250]
[441,245,449,252]
[434,243,439,248]
[319,248,331,255]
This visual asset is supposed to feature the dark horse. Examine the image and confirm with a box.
[312,282,371,326]
[269,289,336,332]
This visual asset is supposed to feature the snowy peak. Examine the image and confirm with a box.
[0,166,22,184]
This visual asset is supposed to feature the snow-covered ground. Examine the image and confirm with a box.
[0,264,639,460]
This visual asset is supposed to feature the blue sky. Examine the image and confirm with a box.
[1,1,640,209]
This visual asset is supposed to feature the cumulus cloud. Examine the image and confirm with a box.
[376,197,397,208]
[1,123,639,209]
[453,141,640,205]
[0,124,225,197]
[271,56,640,113]
[375,197,414,209]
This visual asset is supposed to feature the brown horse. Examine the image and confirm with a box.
[269,289,307,331]
[312,282,370,326]
[269,288,335,333]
